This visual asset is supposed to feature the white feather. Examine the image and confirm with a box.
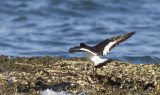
[103,41,117,55]
[80,48,97,55]
[84,52,107,65]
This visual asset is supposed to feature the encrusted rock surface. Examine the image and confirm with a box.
[0,55,160,95]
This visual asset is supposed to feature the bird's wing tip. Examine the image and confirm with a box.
[131,31,136,35]
[69,46,81,53]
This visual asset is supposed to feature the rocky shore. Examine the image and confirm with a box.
[0,55,160,95]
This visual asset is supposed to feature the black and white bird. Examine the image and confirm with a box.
[69,32,135,73]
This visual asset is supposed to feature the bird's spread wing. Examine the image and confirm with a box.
[69,46,81,53]
[94,32,135,55]
[69,46,97,55]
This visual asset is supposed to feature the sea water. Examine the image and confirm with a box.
[0,0,160,64]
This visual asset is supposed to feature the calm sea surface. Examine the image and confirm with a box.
[0,0,160,64]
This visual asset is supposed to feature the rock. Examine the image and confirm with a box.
[0,56,159,95]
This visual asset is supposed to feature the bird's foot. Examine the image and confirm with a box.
[92,68,97,75]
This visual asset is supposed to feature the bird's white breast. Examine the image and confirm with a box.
[84,52,107,65]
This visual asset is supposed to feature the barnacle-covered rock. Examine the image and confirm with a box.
[0,56,159,95]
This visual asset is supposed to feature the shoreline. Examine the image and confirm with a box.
[0,55,160,94]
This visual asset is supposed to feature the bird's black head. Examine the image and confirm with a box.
[80,43,87,47]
